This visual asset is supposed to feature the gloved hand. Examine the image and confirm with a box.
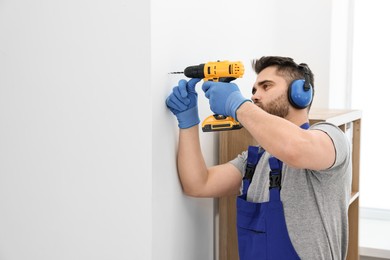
[202,81,251,121]
[166,78,201,129]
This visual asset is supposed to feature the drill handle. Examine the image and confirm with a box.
[219,77,237,83]
[206,77,237,82]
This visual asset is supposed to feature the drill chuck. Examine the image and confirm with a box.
[184,64,205,79]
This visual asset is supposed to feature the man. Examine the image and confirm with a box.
[165,56,351,259]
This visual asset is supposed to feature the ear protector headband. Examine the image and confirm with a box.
[287,65,313,109]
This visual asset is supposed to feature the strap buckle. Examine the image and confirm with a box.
[269,170,281,189]
[244,165,256,181]
[243,146,263,181]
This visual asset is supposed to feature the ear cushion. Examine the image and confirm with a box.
[288,79,313,109]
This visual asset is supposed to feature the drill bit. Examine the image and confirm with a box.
[169,71,184,74]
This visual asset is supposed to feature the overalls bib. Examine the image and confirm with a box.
[236,123,309,260]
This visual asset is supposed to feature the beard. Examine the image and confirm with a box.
[258,92,290,118]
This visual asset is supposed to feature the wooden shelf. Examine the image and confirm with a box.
[308,108,362,126]
[218,109,362,260]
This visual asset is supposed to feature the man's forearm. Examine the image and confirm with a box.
[177,125,208,196]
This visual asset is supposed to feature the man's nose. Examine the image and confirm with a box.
[252,91,261,102]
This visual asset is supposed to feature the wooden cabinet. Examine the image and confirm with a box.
[218,108,362,260]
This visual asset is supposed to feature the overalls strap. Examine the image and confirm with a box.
[268,157,282,201]
[267,121,310,200]
[241,146,264,200]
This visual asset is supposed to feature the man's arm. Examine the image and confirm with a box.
[166,79,242,198]
[201,81,336,171]
[236,102,335,171]
[177,125,242,197]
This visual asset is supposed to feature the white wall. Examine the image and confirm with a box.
[152,0,335,259]
[0,0,350,259]
[351,0,390,211]
[0,1,151,259]
[329,0,355,109]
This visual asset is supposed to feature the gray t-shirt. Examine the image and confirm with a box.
[230,122,352,260]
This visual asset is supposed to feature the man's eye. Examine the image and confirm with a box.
[252,88,256,95]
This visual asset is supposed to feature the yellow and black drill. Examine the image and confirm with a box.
[171,60,245,132]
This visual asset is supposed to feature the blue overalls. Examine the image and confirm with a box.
[236,122,309,260]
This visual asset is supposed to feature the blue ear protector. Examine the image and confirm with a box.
[287,65,313,109]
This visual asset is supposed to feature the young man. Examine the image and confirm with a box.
[165,56,351,260]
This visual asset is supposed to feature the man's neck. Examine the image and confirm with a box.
[285,109,309,127]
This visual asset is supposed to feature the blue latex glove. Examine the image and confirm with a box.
[166,78,201,129]
[202,81,251,121]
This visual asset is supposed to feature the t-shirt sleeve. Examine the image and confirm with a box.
[229,150,248,178]
[310,122,351,171]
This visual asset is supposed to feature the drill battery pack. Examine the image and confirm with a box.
[201,114,243,132]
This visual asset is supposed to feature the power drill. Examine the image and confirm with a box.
[171,60,245,132]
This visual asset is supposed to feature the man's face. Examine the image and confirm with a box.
[251,66,290,118]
